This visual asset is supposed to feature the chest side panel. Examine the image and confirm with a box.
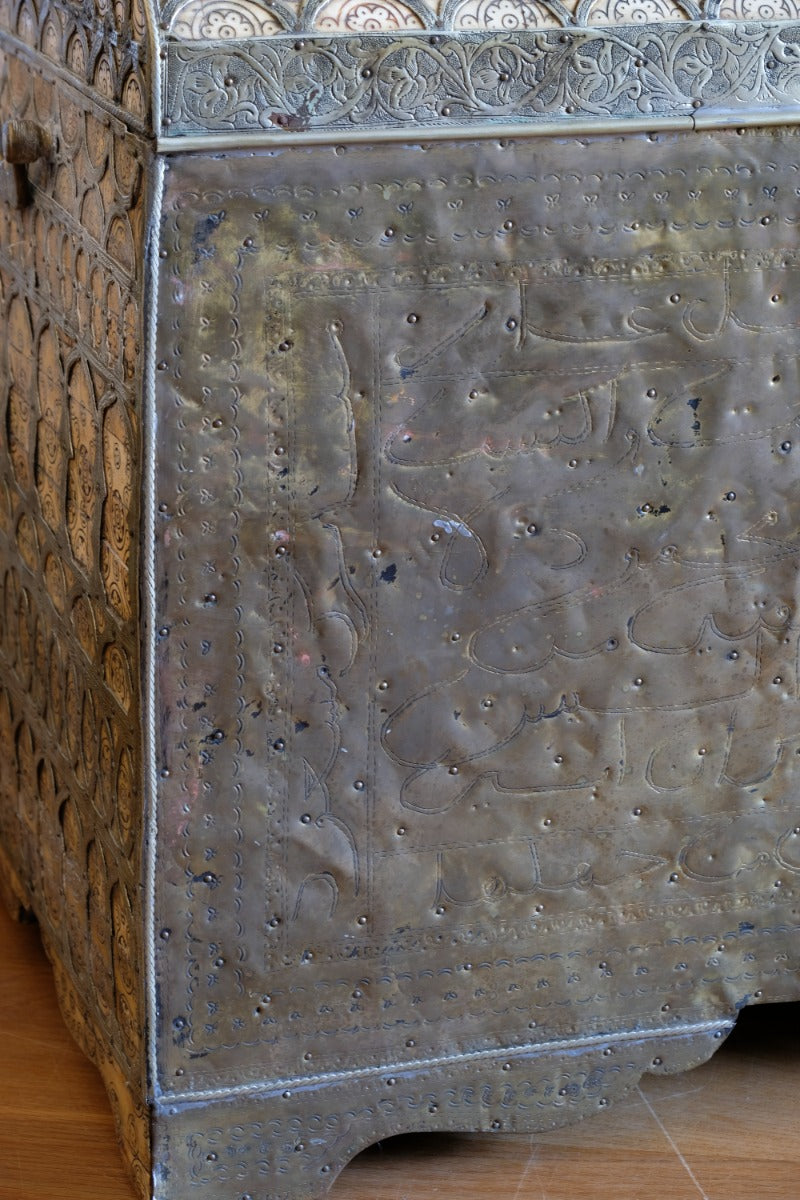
[152,132,800,1123]
[0,23,152,1191]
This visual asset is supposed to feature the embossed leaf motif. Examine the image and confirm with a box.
[471,45,522,97]
[573,43,640,109]
[384,53,438,112]
[768,38,800,98]
[676,42,717,92]
[184,62,259,122]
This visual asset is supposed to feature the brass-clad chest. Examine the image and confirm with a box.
[2,0,800,1196]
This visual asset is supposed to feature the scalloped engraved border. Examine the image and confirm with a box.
[162,23,800,142]
[152,1018,732,1198]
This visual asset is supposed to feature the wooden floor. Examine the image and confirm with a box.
[0,902,797,1200]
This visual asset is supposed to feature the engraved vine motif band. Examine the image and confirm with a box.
[163,24,800,137]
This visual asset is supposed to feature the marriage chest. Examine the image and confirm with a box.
[2,0,800,1195]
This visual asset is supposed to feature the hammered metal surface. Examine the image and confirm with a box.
[152,131,800,1147]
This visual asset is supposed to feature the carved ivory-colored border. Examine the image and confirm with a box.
[161,23,800,142]
[163,0,800,39]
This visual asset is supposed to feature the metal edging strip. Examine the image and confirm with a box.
[143,153,167,1105]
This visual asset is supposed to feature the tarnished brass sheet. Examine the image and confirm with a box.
[152,128,800,1156]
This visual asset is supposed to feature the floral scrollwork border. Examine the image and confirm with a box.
[162,23,800,138]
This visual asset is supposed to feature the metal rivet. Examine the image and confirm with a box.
[397,826,406,835]
[156,360,168,371]
[158,626,169,638]
[761,215,771,225]
[781,440,792,452]
[160,928,171,940]
[633,806,642,816]
[652,1056,663,1066]
[505,317,518,330]
[300,813,311,824]
[633,677,643,687]
[357,915,368,925]
[448,765,459,775]
[661,1003,670,1011]
[724,491,736,501]
[646,388,657,398]
[273,739,285,751]
[669,872,679,882]
[503,219,514,230]
[669,293,680,304]
[407,313,418,323]
[160,767,170,778]
[212,418,223,429]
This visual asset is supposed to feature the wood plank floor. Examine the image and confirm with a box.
[0,901,797,1200]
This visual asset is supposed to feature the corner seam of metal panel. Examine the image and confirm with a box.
[144,152,167,1109]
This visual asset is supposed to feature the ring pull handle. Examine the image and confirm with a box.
[1,120,53,209]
